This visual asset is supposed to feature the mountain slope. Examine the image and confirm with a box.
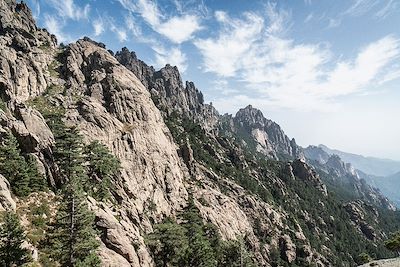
[0,1,399,266]
[319,144,400,177]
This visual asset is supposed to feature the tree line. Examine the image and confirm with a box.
[0,116,120,266]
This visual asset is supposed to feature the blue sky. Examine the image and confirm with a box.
[26,0,400,161]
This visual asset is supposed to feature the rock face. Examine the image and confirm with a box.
[0,0,57,105]
[0,174,16,211]
[115,47,219,131]
[279,234,296,263]
[291,159,328,196]
[344,201,378,240]
[305,148,396,210]
[229,105,303,160]
[0,2,398,267]
[304,145,331,164]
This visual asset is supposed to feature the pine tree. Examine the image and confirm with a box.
[26,154,47,192]
[145,218,189,267]
[0,211,30,266]
[49,126,100,266]
[84,141,120,201]
[385,231,400,256]
[0,133,31,196]
[180,197,217,267]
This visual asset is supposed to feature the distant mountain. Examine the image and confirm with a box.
[372,172,400,207]
[1,1,399,266]
[318,144,400,177]
[307,145,400,207]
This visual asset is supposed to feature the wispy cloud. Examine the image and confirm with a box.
[195,4,400,111]
[344,0,378,17]
[43,14,70,43]
[152,46,187,72]
[328,18,341,28]
[304,13,313,23]
[92,18,105,37]
[118,0,202,44]
[109,21,128,42]
[47,0,90,21]
[194,11,264,76]
[375,0,399,19]
[342,0,398,20]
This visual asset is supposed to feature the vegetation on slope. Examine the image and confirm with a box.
[165,112,400,266]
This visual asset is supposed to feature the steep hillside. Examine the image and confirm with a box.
[0,1,399,267]
[305,145,400,208]
[318,144,400,177]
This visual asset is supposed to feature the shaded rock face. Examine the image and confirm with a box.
[291,159,328,196]
[115,47,219,131]
[231,105,303,160]
[344,201,378,240]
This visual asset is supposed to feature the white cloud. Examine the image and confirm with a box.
[110,24,128,42]
[375,0,398,19]
[265,2,290,35]
[344,0,378,16]
[30,0,40,19]
[153,46,187,72]
[118,0,202,43]
[47,0,90,20]
[195,5,400,111]
[378,67,400,85]
[44,14,69,43]
[92,18,104,36]
[157,15,202,43]
[194,11,263,76]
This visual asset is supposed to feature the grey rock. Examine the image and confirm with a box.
[0,174,16,211]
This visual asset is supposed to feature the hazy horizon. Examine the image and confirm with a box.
[25,0,400,160]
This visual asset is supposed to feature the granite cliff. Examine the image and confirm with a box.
[0,1,399,266]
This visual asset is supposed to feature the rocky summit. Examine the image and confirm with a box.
[0,1,400,267]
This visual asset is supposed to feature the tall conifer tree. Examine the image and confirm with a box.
[0,211,30,266]
[50,125,100,266]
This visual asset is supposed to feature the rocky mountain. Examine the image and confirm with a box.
[365,172,400,208]
[306,145,400,208]
[217,105,303,160]
[304,146,395,210]
[0,1,399,267]
[115,47,219,132]
[318,144,400,177]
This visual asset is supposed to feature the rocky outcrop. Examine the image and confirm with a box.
[304,147,396,211]
[326,154,358,177]
[358,258,400,267]
[58,39,193,265]
[115,47,219,131]
[344,201,378,240]
[279,234,296,263]
[0,0,57,105]
[304,145,331,164]
[291,159,328,196]
[0,2,398,266]
[230,105,303,159]
[0,174,16,211]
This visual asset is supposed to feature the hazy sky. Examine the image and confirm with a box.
[25,0,400,160]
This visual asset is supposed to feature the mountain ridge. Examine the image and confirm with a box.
[0,1,399,266]
[318,144,400,177]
